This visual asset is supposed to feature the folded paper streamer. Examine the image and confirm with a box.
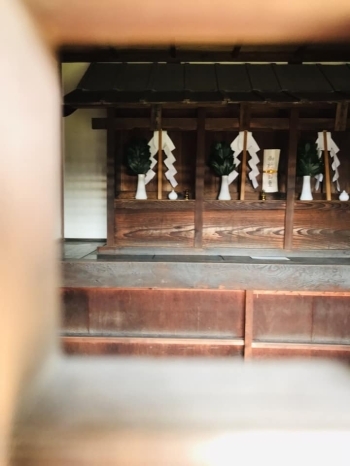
[230,131,260,189]
[315,132,340,192]
[147,131,177,187]
[262,149,280,193]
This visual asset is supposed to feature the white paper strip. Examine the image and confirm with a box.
[262,149,280,193]
[147,131,177,187]
[230,131,260,189]
[315,131,340,191]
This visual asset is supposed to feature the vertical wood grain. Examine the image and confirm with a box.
[106,108,116,246]
[239,104,251,201]
[323,130,332,201]
[158,126,163,199]
[244,290,254,360]
[284,108,298,250]
[240,130,248,200]
[334,102,348,132]
[194,108,206,248]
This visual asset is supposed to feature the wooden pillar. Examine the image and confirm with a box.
[334,102,348,132]
[284,108,299,250]
[194,108,206,248]
[239,104,251,200]
[244,290,254,360]
[106,108,116,246]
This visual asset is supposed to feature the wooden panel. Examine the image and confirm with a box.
[253,294,313,342]
[312,296,350,343]
[62,287,245,338]
[62,336,244,357]
[61,288,90,333]
[203,202,285,248]
[293,201,350,250]
[252,342,350,360]
[114,200,195,247]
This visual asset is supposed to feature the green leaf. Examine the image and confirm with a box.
[297,140,324,177]
[124,138,151,175]
[208,141,235,176]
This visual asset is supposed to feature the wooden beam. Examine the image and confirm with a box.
[106,108,116,246]
[92,117,197,131]
[59,46,350,64]
[92,116,337,132]
[244,290,254,360]
[62,336,244,356]
[284,108,299,250]
[194,108,206,248]
[334,102,348,131]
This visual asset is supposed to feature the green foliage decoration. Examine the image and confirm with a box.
[125,138,151,175]
[208,141,235,176]
[297,140,324,177]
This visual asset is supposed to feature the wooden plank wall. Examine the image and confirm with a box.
[202,200,285,248]
[61,287,350,359]
[293,201,350,249]
[114,200,195,247]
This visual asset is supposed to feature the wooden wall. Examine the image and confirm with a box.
[61,287,350,359]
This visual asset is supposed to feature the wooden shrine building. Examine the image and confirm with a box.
[62,58,350,359]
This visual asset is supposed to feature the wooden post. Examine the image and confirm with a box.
[239,103,250,200]
[284,108,299,250]
[194,108,206,248]
[244,290,254,360]
[106,108,116,246]
[157,129,163,199]
[334,102,348,132]
[323,130,332,201]
[240,130,248,200]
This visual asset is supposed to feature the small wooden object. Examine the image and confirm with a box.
[157,129,163,200]
[323,130,332,201]
[239,130,248,200]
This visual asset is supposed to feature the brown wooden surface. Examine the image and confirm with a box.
[107,108,116,246]
[240,130,248,200]
[323,130,332,200]
[62,336,244,356]
[61,45,350,64]
[252,342,350,359]
[114,200,195,247]
[157,116,163,199]
[284,108,299,249]
[293,201,350,249]
[194,108,206,248]
[203,203,285,248]
[253,294,313,343]
[252,291,350,344]
[93,116,339,132]
[312,296,350,343]
[244,290,253,359]
[62,287,245,338]
[63,259,350,291]
[335,102,348,131]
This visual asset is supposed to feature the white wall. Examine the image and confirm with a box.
[62,64,107,239]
